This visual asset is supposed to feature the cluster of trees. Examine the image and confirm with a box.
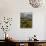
[20,18,32,28]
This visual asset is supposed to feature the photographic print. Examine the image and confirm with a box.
[20,12,32,28]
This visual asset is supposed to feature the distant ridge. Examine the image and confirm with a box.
[21,12,32,20]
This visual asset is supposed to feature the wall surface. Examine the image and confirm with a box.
[0,0,46,40]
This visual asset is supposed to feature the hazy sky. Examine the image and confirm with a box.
[21,12,32,19]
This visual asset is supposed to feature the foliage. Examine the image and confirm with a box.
[20,18,32,28]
